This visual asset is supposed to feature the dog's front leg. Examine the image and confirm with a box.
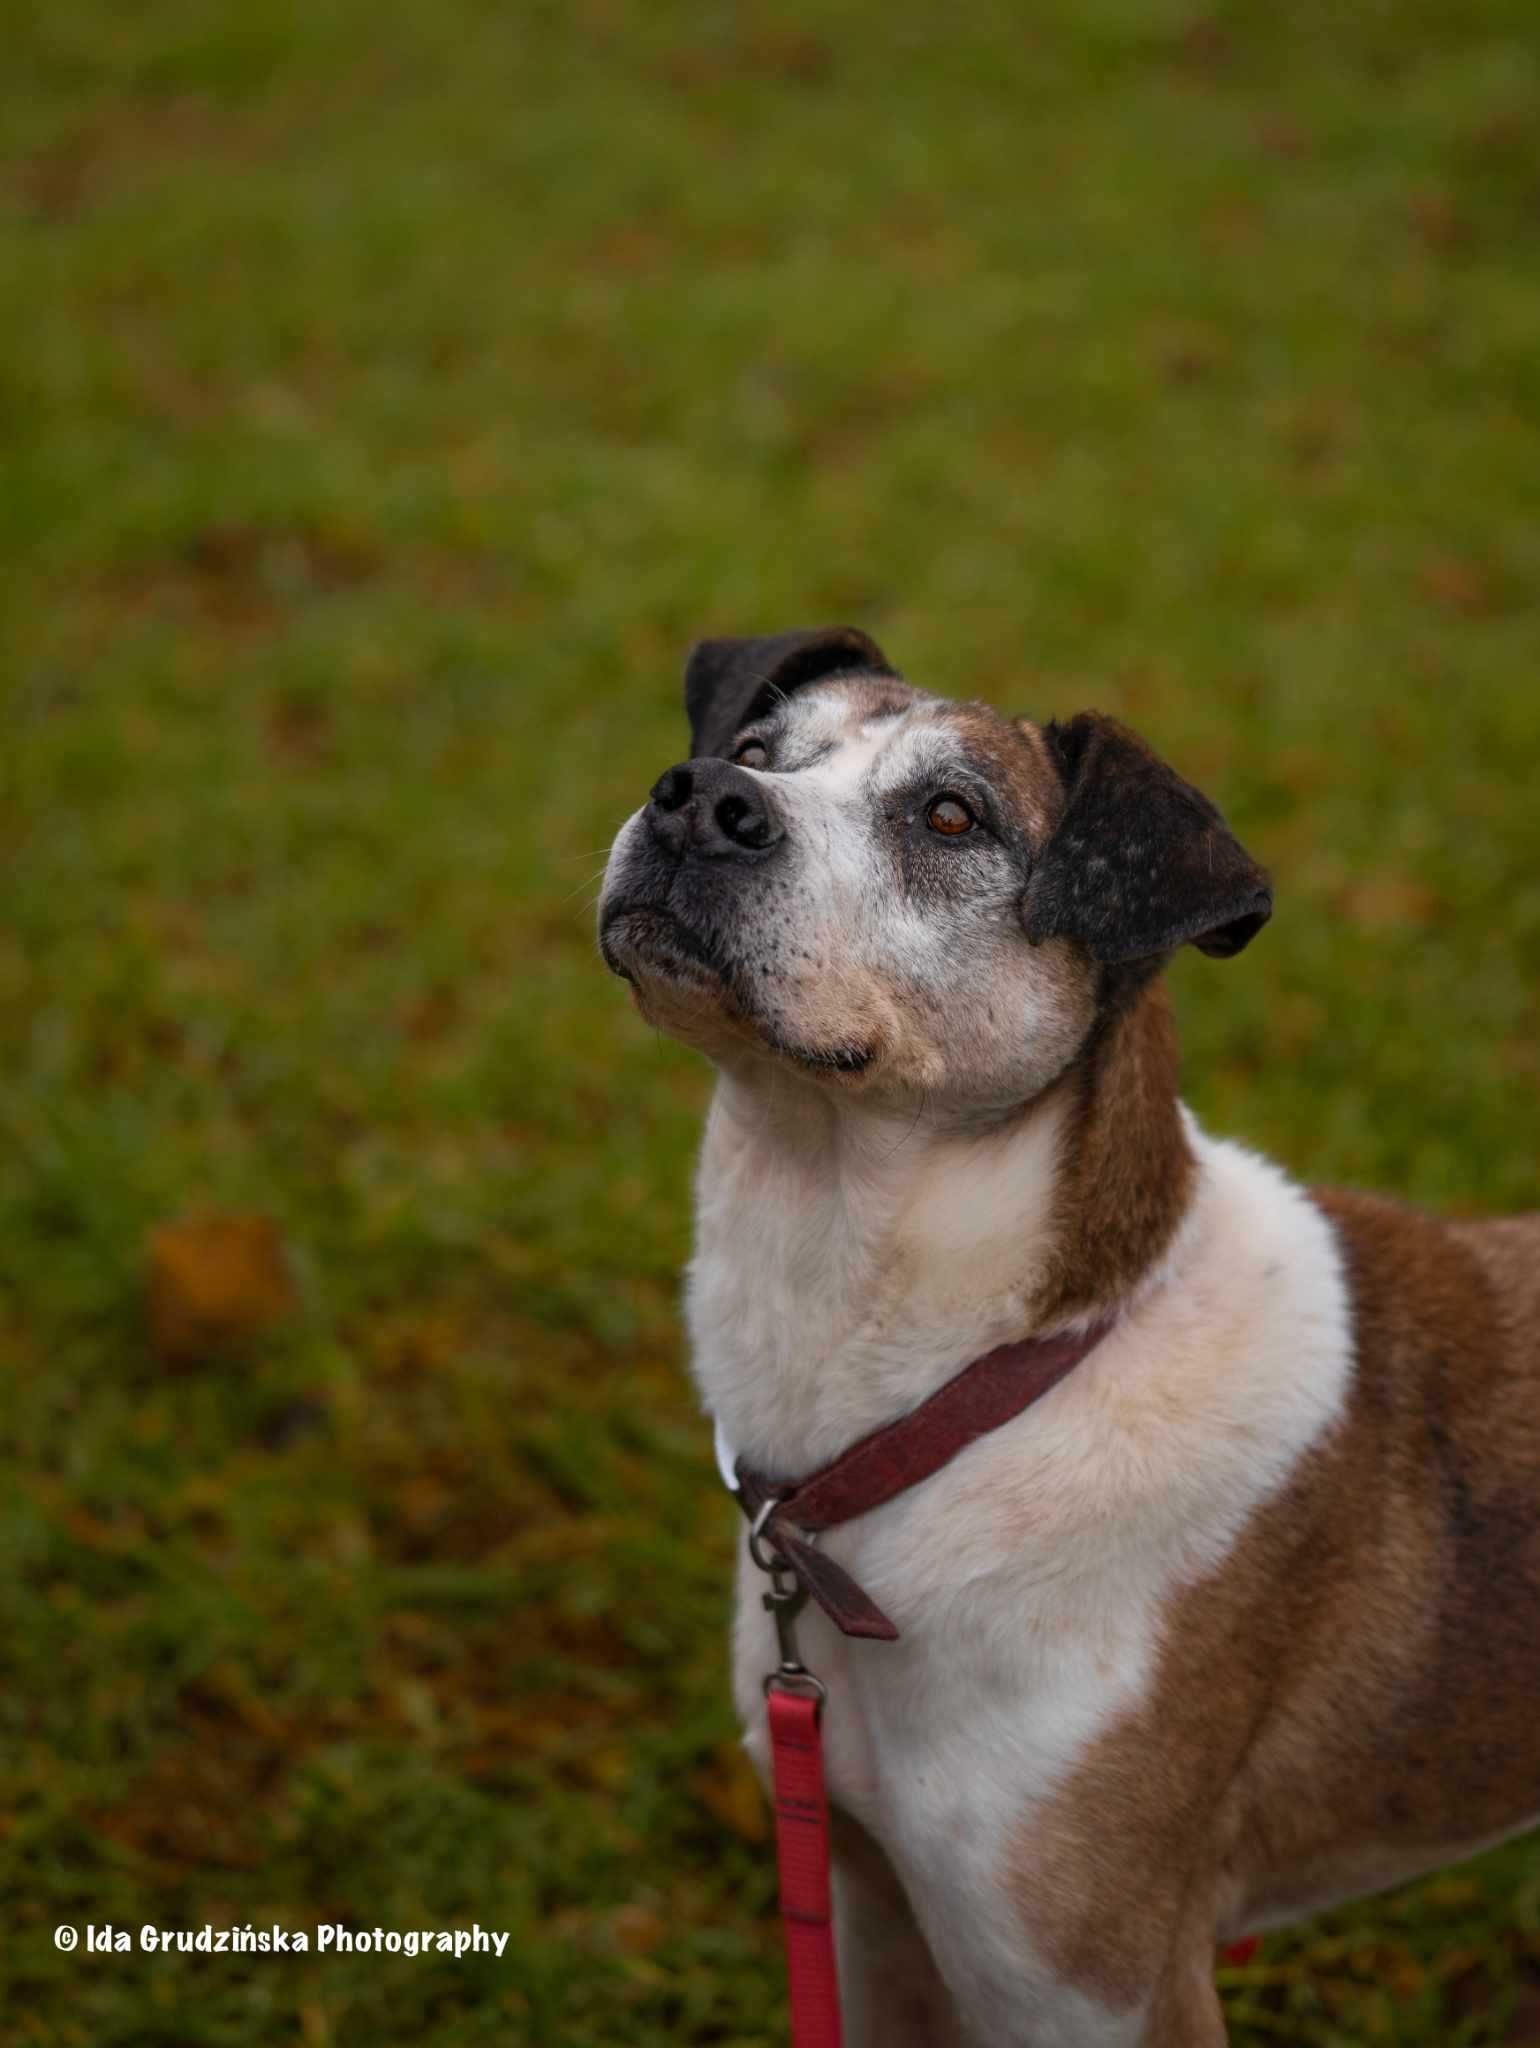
[828,1814,1227,2048]
[891,1869,1226,2048]
[829,1809,965,2048]
[1141,1944,1227,2047]
[942,1954,1225,2048]
[1116,1889,1229,2048]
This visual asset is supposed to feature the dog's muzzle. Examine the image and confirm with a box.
[599,757,787,991]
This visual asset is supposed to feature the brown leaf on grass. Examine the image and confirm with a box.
[1271,395,1355,474]
[1419,551,1508,618]
[1500,1036,1540,1083]
[1336,873,1444,933]
[659,30,833,91]
[456,1694,621,1782]
[267,687,334,766]
[60,1501,147,1554]
[1168,15,1233,79]
[1256,112,1311,160]
[1269,992,1329,1058]
[145,1213,297,1366]
[1410,185,1471,254]
[184,522,378,598]
[93,1673,300,1873]
[611,1901,667,1957]
[395,1473,451,1535]
[402,984,463,1045]
[16,134,95,223]
[106,521,382,640]
[692,1741,769,1844]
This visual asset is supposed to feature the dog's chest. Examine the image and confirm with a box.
[729,1381,1217,1877]
[732,1492,1164,1919]
[705,1124,1355,1898]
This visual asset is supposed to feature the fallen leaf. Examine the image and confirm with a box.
[1336,873,1443,933]
[693,1741,769,1844]
[1419,552,1505,618]
[145,1212,297,1366]
[611,1901,666,1956]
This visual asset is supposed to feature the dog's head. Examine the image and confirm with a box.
[599,628,1270,1109]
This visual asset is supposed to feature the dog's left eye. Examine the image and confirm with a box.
[926,795,975,836]
[733,739,770,769]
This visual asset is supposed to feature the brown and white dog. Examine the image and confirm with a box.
[598,626,1540,2047]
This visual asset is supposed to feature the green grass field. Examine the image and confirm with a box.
[4,2,1539,2041]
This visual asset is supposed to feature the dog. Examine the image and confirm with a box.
[598,625,1540,2047]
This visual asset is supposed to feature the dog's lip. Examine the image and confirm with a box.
[599,900,725,980]
[600,902,877,1076]
[765,1030,876,1076]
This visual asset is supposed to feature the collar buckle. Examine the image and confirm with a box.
[748,1498,825,1704]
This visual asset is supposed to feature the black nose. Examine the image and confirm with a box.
[645,758,785,860]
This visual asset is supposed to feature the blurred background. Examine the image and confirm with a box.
[4,2,1539,2042]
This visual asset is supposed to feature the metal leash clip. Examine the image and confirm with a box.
[749,1498,827,1707]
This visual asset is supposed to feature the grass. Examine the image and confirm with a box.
[2,1,1539,2040]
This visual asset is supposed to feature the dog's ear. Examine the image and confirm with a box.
[683,626,895,759]
[1022,712,1271,964]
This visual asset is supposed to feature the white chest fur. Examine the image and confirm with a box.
[689,1083,1352,2039]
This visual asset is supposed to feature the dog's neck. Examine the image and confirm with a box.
[1032,980,1196,1326]
[687,983,1196,1477]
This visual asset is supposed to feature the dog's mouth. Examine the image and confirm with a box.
[764,1031,875,1076]
[600,900,879,1078]
[599,901,726,986]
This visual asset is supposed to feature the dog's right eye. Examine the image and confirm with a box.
[732,739,770,769]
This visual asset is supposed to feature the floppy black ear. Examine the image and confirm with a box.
[1022,713,1271,965]
[683,626,895,759]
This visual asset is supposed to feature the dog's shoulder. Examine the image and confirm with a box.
[1309,1186,1540,1548]
[1310,1183,1522,1400]
[1450,1211,1540,1361]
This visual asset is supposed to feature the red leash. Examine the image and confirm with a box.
[766,1686,843,2048]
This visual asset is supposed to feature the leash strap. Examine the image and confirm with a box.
[767,1686,843,2048]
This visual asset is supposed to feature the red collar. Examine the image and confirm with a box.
[726,1316,1116,1641]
